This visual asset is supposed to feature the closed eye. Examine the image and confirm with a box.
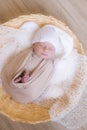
[49,48,55,51]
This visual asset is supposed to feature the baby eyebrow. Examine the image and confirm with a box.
[39,44,54,50]
[49,47,55,50]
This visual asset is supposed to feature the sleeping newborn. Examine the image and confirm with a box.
[1,23,77,104]
[14,41,55,83]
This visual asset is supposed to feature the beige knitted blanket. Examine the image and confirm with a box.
[1,47,54,103]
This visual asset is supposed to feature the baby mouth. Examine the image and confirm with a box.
[41,53,47,56]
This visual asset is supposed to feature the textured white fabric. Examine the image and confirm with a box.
[32,25,74,58]
[58,86,87,129]
[49,55,87,129]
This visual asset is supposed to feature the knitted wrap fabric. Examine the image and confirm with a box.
[0,14,87,129]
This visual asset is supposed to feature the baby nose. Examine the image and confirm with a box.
[43,46,48,51]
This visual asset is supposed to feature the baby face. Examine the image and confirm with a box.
[33,42,55,59]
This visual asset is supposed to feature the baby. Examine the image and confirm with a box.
[14,41,56,83]
[14,24,64,84]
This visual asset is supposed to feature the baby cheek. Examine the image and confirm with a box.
[50,50,55,57]
[38,47,42,52]
[36,48,43,55]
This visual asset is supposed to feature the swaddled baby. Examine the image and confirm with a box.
[1,23,75,104]
[14,26,64,84]
[14,41,55,83]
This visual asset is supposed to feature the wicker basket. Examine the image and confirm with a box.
[0,14,84,124]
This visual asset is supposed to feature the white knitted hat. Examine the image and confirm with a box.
[32,25,74,58]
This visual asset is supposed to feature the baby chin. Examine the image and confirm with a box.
[40,53,52,59]
[34,52,47,59]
